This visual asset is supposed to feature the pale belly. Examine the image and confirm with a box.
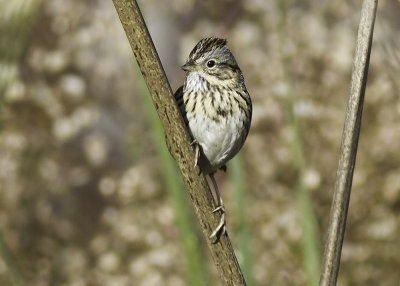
[187,112,246,170]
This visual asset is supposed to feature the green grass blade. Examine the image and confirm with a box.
[0,230,26,286]
[286,68,321,286]
[275,1,322,283]
[0,0,41,102]
[296,181,321,286]
[136,66,209,286]
[230,155,257,286]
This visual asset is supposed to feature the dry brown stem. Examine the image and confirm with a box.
[112,0,246,285]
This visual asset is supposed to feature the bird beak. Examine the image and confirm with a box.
[181,60,196,72]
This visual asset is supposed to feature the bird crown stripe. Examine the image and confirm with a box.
[189,37,227,61]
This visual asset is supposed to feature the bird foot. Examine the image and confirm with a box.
[209,205,226,243]
[212,205,224,213]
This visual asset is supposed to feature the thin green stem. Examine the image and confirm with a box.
[0,0,41,102]
[136,66,209,286]
[0,230,26,286]
[230,155,257,286]
[286,75,321,286]
[275,1,321,285]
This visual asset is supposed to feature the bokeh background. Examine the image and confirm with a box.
[1,0,399,285]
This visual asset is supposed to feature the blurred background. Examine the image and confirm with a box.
[0,0,399,285]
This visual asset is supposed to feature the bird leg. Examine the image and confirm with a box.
[190,139,201,167]
[209,172,226,242]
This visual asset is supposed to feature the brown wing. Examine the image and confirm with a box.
[173,85,189,126]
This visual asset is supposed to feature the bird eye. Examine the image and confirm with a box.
[207,60,216,68]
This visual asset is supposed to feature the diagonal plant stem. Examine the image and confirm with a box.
[0,2,39,285]
[137,65,209,286]
[275,1,321,284]
[319,1,378,285]
[0,230,26,286]
[112,0,246,285]
[230,155,257,286]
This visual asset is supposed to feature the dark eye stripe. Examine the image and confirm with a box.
[220,62,239,72]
